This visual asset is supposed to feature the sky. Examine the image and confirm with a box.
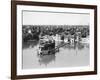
[23,10,90,25]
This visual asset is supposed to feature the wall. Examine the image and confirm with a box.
[0,0,99,80]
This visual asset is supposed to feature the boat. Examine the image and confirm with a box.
[38,35,55,55]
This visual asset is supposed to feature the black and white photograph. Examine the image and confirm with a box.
[22,11,90,69]
[11,1,97,79]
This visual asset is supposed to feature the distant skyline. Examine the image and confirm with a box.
[23,11,90,25]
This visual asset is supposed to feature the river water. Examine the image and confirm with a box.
[22,40,89,69]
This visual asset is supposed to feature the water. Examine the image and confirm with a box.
[22,40,89,69]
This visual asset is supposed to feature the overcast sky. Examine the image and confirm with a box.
[23,11,90,25]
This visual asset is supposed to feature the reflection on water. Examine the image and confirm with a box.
[22,40,39,49]
[38,54,56,67]
[22,40,89,69]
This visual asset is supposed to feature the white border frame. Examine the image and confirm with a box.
[17,5,94,75]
